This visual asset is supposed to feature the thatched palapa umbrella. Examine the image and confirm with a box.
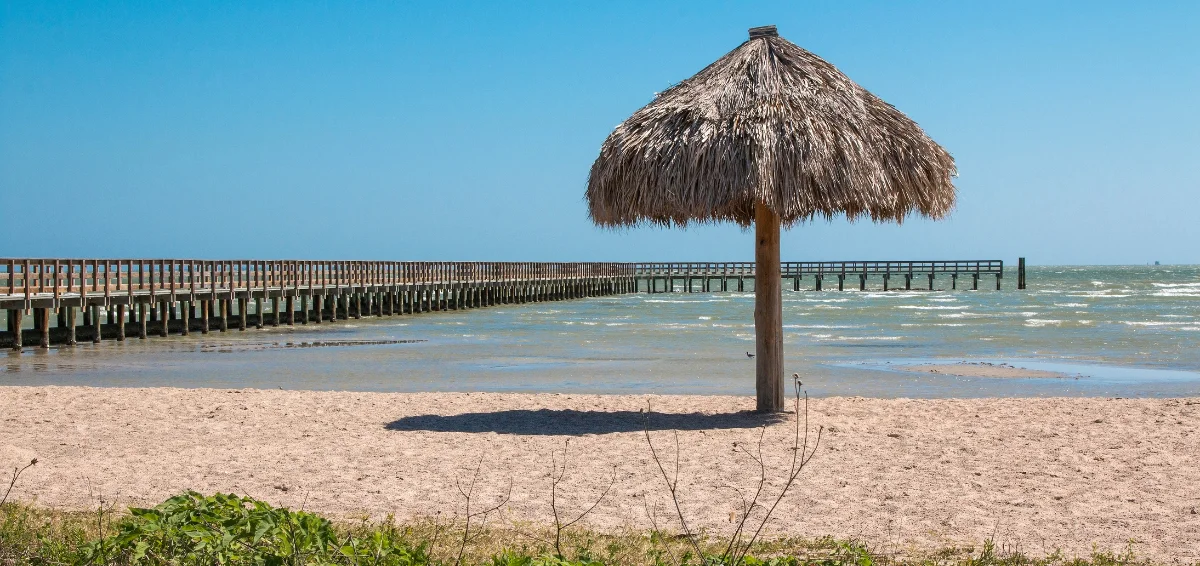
[586,25,957,411]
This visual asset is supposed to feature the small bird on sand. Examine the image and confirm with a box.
[745,351,755,358]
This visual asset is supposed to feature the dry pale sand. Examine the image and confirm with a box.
[896,363,1070,379]
[2,386,1198,562]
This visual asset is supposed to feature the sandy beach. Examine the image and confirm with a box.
[2,386,1197,561]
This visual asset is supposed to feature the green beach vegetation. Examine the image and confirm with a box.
[0,492,1160,566]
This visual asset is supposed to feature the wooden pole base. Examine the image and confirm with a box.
[754,202,784,412]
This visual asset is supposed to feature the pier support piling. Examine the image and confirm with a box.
[116,305,126,341]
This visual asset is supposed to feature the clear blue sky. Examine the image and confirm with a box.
[2,1,1197,265]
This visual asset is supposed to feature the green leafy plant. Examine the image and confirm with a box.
[78,491,430,565]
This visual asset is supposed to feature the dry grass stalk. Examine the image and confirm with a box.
[643,376,823,566]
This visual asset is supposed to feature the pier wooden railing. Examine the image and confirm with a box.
[1,258,1011,350]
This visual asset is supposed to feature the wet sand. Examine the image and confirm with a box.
[2,386,1198,561]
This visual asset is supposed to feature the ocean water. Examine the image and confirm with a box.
[3,265,1199,398]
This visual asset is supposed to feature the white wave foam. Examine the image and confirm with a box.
[896,305,967,310]
[1054,303,1089,308]
[1025,319,1063,327]
[823,336,903,341]
[784,324,861,329]
[1122,321,1188,327]
[1151,290,1200,298]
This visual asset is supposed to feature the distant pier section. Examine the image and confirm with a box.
[1,258,1015,350]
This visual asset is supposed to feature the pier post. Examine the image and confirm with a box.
[928,274,935,291]
[255,298,264,329]
[996,273,1002,291]
[951,273,958,290]
[181,302,190,336]
[116,304,126,341]
[972,273,979,291]
[905,274,912,290]
[859,274,866,291]
[10,309,23,351]
[301,296,309,324]
[838,274,845,291]
[286,296,295,325]
[220,300,229,332]
[815,275,822,291]
[38,308,49,349]
[238,298,248,330]
[159,302,168,337]
[272,297,281,326]
[1018,257,1026,290]
[96,305,105,342]
[883,274,890,291]
[66,306,77,345]
[139,303,147,339]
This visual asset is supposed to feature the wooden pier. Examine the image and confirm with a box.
[1,258,1007,350]
[635,260,1005,293]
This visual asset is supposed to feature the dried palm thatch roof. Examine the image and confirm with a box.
[587,26,956,228]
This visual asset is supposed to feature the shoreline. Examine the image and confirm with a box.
[3,386,1198,561]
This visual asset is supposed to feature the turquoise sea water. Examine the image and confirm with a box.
[3,266,1199,398]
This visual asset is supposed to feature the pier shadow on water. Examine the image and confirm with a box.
[384,409,787,435]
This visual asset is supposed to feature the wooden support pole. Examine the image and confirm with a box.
[181,301,190,336]
[255,298,264,329]
[301,296,309,324]
[754,202,784,412]
[116,304,126,341]
[928,274,935,291]
[139,303,148,339]
[202,300,211,334]
[159,302,168,337]
[1018,257,1027,290]
[96,305,106,342]
[38,308,49,349]
[272,297,281,326]
[220,299,229,332]
[10,309,23,351]
[286,296,295,325]
[238,298,248,330]
[66,306,77,345]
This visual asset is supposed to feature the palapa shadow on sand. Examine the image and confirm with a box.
[384,409,787,435]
